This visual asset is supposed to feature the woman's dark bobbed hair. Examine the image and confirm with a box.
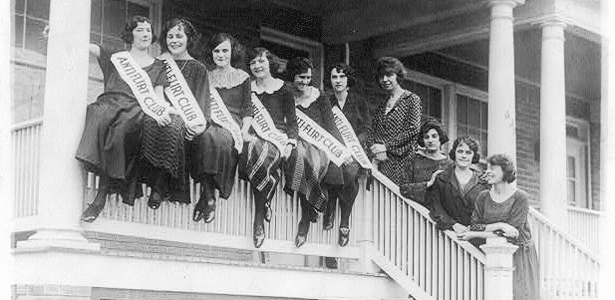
[375,56,406,84]
[205,32,245,67]
[120,15,157,44]
[327,63,357,88]
[283,57,314,82]
[417,118,449,147]
[159,18,200,55]
[246,47,281,76]
[449,136,481,164]
[487,154,517,183]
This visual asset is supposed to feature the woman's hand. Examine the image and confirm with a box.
[375,152,388,161]
[457,231,476,241]
[452,223,468,234]
[370,143,387,155]
[427,169,444,187]
[343,155,354,165]
[499,223,519,238]
[282,143,293,159]
[241,127,252,143]
[156,110,172,127]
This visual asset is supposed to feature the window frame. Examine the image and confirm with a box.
[565,116,592,209]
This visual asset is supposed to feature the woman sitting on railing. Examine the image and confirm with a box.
[284,57,350,248]
[139,18,209,209]
[77,16,173,222]
[426,136,489,233]
[366,57,422,186]
[190,33,253,224]
[458,154,540,300]
[243,47,298,248]
[400,119,452,206]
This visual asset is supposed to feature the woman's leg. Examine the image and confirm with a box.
[252,187,268,248]
[193,174,216,222]
[81,174,110,222]
[147,167,167,210]
[295,195,312,248]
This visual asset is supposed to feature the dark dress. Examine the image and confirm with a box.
[75,46,167,204]
[426,164,489,230]
[470,190,540,300]
[367,90,422,185]
[239,80,297,200]
[140,59,209,204]
[285,87,344,212]
[190,68,251,199]
[400,151,453,205]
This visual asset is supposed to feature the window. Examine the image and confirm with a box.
[13,0,51,54]
[566,119,591,208]
[456,94,488,158]
[402,80,442,121]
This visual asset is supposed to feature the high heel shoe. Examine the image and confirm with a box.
[264,203,272,223]
[323,212,334,231]
[81,203,105,223]
[253,224,265,248]
[338,227,350,247]
[203,199,216,223]
[148,189,162,210]
[295,220,309,248]
[192,193,207,222]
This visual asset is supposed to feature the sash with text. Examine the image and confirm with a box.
[250,93,288,153]
[332,106,372,169]
[210,88,243,152]
[295,109,351,166]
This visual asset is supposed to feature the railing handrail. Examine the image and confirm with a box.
[11,118,43,132]
[529,207,600,261]
[567,205,606,216]
[371,170,487,263]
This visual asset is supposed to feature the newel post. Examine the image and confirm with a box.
[353,177,380,273]
[481,236,518,300]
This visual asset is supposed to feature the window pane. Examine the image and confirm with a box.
[429,88,442,120]
[567,181,576,205]
[457,95,467,125]
[24,17,48,54]
[91,0,103,33]
[567,156,575,178]
[16,0,25,14]
[90,32,103,45]
[14,15,24,48]
[103,0,127,37]
[480,102,488,129]
[468,98,481,128]
[127,2,149,19]
[102,35,125,51]
[26,0,50,20]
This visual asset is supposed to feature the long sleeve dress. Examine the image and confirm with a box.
[238,79,297,201]
[140,59,209,204]
[426,164,489,230]
[470,190,540,300]
[190,68,252,199]
[399,151,453,206]
[284,86,344,213]
[75,45,168,205]
[366,90,422,185]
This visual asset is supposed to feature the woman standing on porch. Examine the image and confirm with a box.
[458,154,540,300]
[77,16,171,222]
[426,136,489,233]
[244,47,298,248]
[284,57,346,248]
[190,33,253,224]
[367,57,422,185]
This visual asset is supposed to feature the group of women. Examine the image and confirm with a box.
[74,15,538,299]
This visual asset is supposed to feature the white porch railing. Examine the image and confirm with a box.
[567,206,604,255]
[529,208,600,299]
[12,118,43,218]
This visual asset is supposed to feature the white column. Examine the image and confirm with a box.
[17,0,98,251]
[487,0,524,162]
[481,237,518,300]
[539,20,567,227]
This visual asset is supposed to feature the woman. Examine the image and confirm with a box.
[323,63,370,247]
[426,136,489,233]
[400,119,452,206]
[77,16,171,222]
[140,18,208,208]
[284,57,346,248]
[244,47,298,248]
[191,33,252,223]
[459,154,540,300]
[367,57,422,185]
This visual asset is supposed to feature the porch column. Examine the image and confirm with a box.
[539,20,567,227]
[17,0,98,251]
[487,0,524,161]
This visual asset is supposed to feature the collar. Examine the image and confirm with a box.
[295,86,320,108]
[251,78,284,94]
[209,68,249,89]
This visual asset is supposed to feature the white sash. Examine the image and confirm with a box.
[250,93,288,153]
[210,88,243,153]
[295,109,351,167]
[110,51,170,122]
[332,106,372,169]
[160,54,207,140]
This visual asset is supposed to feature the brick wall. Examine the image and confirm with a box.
[515,81,542,208]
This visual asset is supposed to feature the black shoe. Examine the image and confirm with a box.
[203,199,216,223]
[324,257,338,269]
[295,220,309,248]
[323,214,334,230]
[338,227,350,247]
[253,224,265,248]
[148,190,162,210]
[81,203,105,223]
[264,203,272,223]
[192,194,207,222]
[295,232,307,248]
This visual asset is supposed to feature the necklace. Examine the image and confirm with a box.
[179,60,188,72]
